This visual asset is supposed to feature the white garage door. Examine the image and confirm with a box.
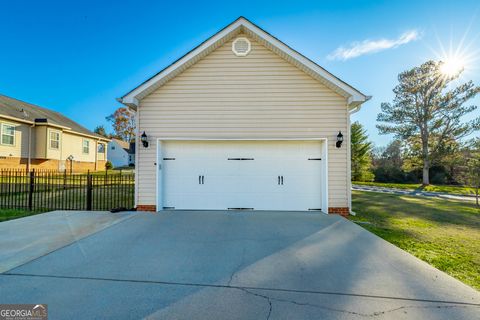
[159,141,326,211]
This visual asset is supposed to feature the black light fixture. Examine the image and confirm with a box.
[141,131,149,148]
[336,131,344,148]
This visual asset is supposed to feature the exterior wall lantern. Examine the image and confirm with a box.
[141,131,149,148]
[336,131,344,148]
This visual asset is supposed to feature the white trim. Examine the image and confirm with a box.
[82,139,90,154]
[232,37,251,56]
[154,137,328,213]
[347,108,352,214]
[48,128,61,150]
[0,122,16,147]
[321,139,328,213]
[121,17,369,107]
[134,110,140,208]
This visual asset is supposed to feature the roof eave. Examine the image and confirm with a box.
[348,95,372,114]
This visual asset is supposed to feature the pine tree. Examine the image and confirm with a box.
[351,121,374,181]
[377,60,480,185]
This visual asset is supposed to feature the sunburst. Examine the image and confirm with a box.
[428,20,480,81]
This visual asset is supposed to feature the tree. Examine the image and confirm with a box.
[373,139,403,168]
[377,60,480,185]
[106,107,136,142]
[351,121,374,181]
[460,143,480,207]
[93,125,108,138]
[372,140,413,183]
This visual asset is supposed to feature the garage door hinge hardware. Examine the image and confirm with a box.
[278,176,284,185]
[228,158,254,160]
[163,158,176,160]
[308,158,322,160]
[199,175,205,184]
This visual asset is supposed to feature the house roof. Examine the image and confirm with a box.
[111,138,131,152]
[120,16,370,109]
[0,94,108,140]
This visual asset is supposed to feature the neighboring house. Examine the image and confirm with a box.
[119,17,370,215]
[108,138,135,167]
[128,142,135,166]
[0,94,110,172]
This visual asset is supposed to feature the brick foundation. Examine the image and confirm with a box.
[136,205,157,212]
[0,157,105,173]
[328,207,350,217]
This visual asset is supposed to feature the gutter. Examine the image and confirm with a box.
[348,95,371,216]
[349,95,372,114]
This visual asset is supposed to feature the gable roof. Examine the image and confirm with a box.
[111,138,131,152]
[120,17,370,109]
[0,94,108,140]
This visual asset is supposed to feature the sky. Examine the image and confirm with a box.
[1,0,480,147]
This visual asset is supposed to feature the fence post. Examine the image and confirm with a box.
[28,169,35,211]
[86,171,93,211]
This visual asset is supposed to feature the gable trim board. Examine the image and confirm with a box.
[121,17,370,214]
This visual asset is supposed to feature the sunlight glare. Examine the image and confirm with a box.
[440,56,465,76]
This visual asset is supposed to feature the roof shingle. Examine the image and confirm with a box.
[0,94,106,139]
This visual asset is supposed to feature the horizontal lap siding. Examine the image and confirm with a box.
[137,34,349,207]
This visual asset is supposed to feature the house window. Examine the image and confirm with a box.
[49,131,60,149]
[98,143,105,153]
[1,123,15,146]
[83,139,90,154]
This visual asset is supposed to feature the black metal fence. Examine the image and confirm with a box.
[0,169,135,211]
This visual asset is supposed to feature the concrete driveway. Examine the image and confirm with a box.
[0,211,479,319]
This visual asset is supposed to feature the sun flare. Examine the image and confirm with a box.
[429,25,479,81]
[440,56,466,76]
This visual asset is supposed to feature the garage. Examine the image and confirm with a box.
[157,140,328,212]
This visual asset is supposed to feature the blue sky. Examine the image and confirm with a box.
[1,0,479,147]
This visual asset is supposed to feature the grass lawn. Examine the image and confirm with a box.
[0,209,46,222]
[350,190,480,290]
[353,181,476,196]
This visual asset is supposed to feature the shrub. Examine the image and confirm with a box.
[105,161,113,170]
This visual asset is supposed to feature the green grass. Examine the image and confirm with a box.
[353,181,476,196]
[0,209,46,222]
[350,190,480,290]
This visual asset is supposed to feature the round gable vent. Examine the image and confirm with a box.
[232,37,251,56]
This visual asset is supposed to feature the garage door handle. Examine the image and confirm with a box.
[199,175,205,185]
[278,176,284,185]
[281,176,284,185]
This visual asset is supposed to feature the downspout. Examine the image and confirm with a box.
[347,96,372,216]
[28,124,35,171]
[94,140,98,171]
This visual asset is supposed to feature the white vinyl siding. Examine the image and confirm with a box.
[137,34,349,208]
[1,123,15,146]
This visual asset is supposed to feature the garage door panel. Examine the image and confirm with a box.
[161,141,324,211]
